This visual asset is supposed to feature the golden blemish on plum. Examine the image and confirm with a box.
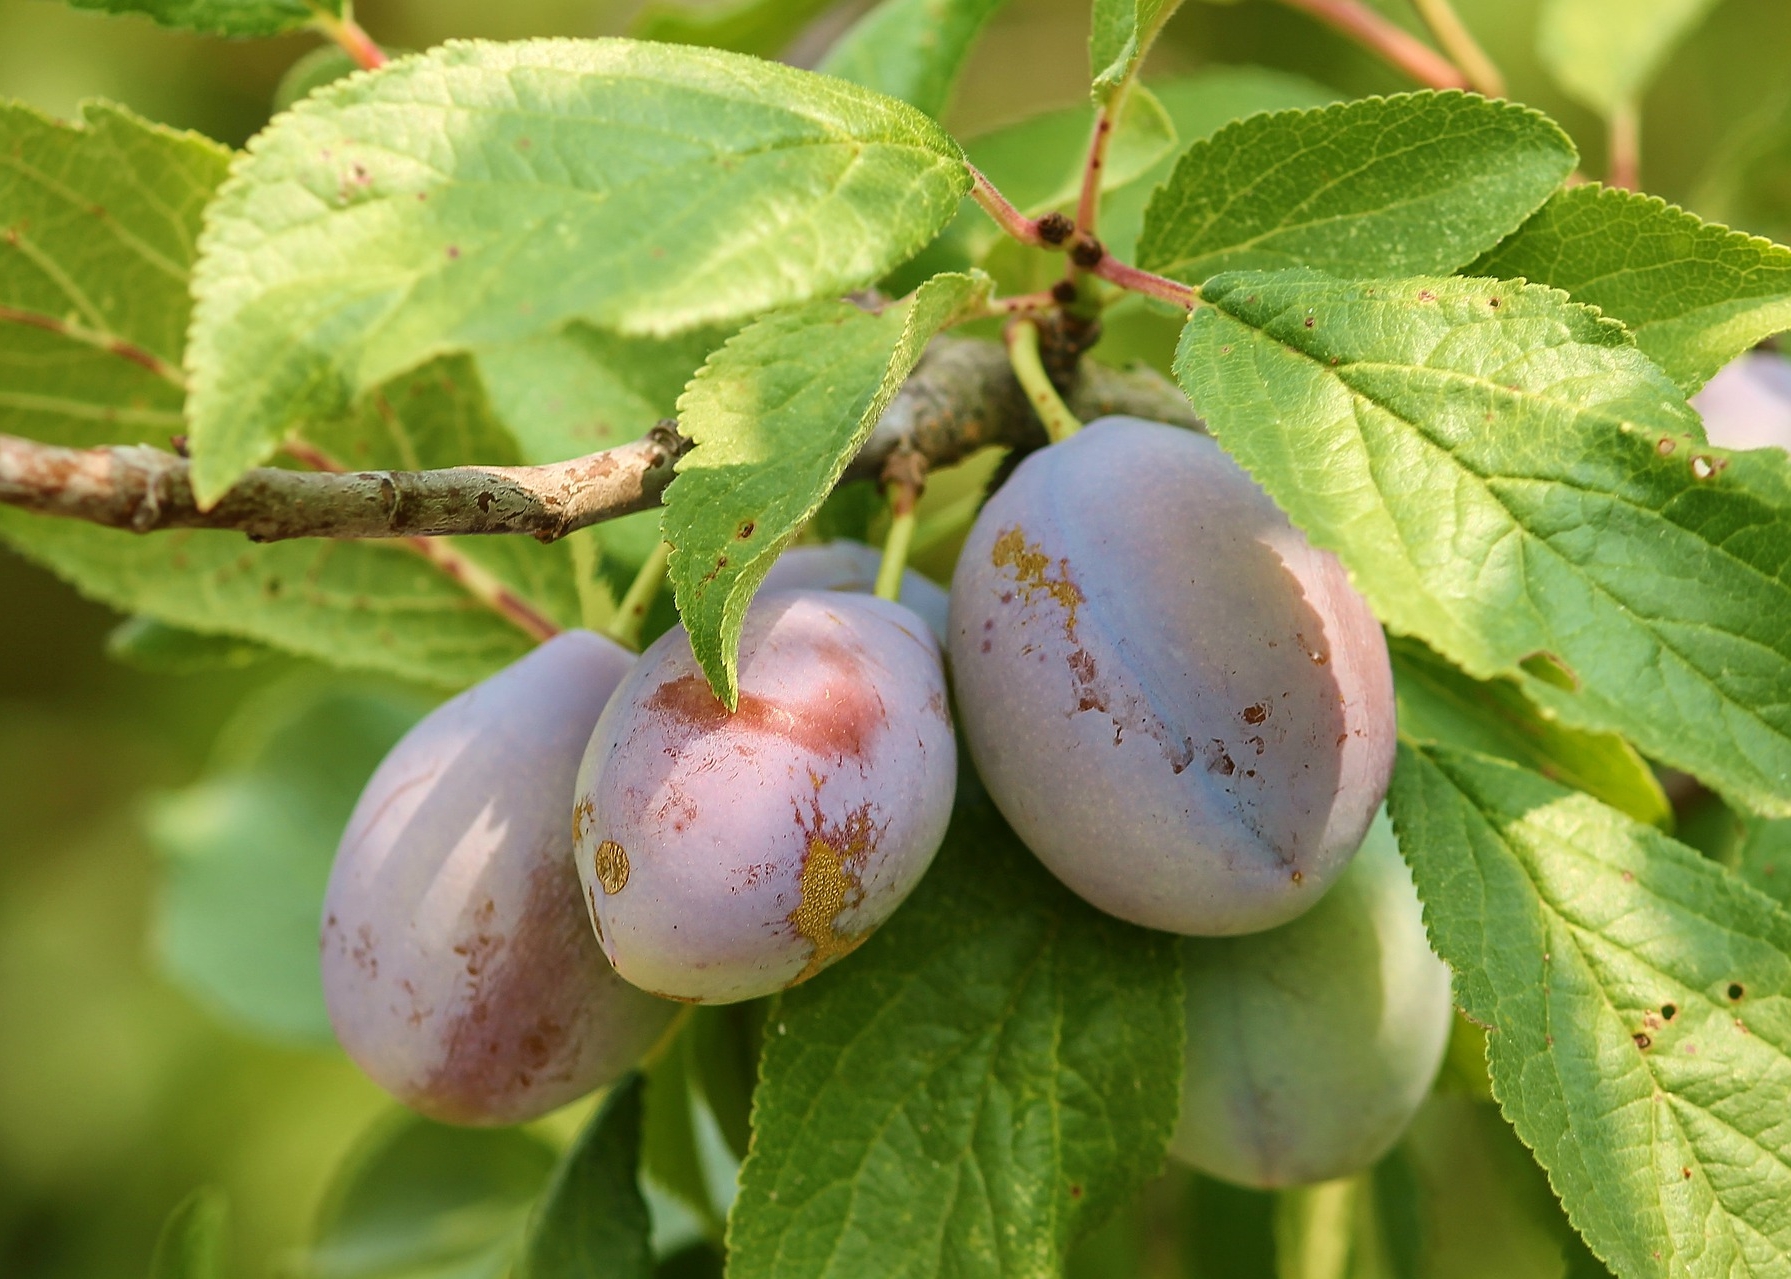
[594,840,630,895]
[991,526,1084,639]
[787,800,882,985]
[572,796,595,843]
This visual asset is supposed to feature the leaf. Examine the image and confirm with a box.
[1537,0,1722,117]
[1138,92,1577,287]
[1089,0,1185,105]
[306,1113,557,1279]
[106,616,276,673]
[1174,269,1791,818]
[1388,740,1791,1279]
[150,1188,228,1279]
[629,0,837,58]
[148,675,429,1044]
[820,0,1011,119]
[184,38,971,504]
[726,790,1183,1278]
[516,1075,654,1279]
[1392,636,1671,829]
[1736,815,1791,910]
[0,511,548,688]
[1096,67,1340,262]
[1474,184,1791,393]
[0,100,227,448]
[641,1030,723,1239]
[63,0,331,38]
[1691,85,1791,251]
[666,271,988,706]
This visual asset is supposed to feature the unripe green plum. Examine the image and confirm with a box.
[1169,810,1453,1188]
[948,416,1395,935]
[573,590,954,1005]
[761,539,951,641]
[321,631,676,1126]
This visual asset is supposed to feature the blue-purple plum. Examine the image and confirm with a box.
[573,590,954,1005]
[761,539,951,641]
[1692,350,1791,453]
[1169,811,1453,1187]
[321,632,676,1126]
[948,416,1395,935]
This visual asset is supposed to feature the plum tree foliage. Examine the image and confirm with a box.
[1,0,1789,1276]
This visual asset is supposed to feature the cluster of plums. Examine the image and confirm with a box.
[321,416,1451,1188]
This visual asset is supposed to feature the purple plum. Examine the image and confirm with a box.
[1692,350,1791,453]
[761,539,951,641]
[1169,810,1453,1187]
[321,631,675,1126]
[948,416,1396,935]
[573,590,955,1005]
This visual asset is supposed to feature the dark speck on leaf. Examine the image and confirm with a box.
[1661,1003,1677,1020]
[1633,1033,1652,1050]
[447,245,460,259]
[1728,983,1745,1001]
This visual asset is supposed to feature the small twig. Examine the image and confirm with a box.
[1076,102,1121,238]
[1275,0,1469,90]
[608,540,671,650]
[310,5,388,71]
[3,340,1199,543]
[282,440,561,642]
[1608,102,1641,190]
[1090,253,1199,310]
[967,164,1069,248]
[1005,319,1082,444]
[1408,0,1505,97]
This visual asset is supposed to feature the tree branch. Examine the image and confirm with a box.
[1,338,1198,544]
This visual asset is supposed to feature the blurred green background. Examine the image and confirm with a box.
[2,0,1787,1275]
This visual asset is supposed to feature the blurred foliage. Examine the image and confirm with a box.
[2,0,1788,1275]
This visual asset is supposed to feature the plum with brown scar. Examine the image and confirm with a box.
[575,590,955,1004]
[948,417,1395,935]
[320,632,676,1126]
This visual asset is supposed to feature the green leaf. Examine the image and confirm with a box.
[667,271,988,705]
[1388,741,1791,1279]
[1392,636,1671,829]
[1139,93,1577,286]
[517,1075,654,1279]
[184,38,971,503]
[307,1113,557,1279]
[1474,184,1791,393]
[726,791,1183,1278]
[1691,87,1791,250]
[820,0,1010,119]
[63,0,331,38]
[150,1188,228,1279]
[1174,269,1791,818]
[1736,815,1791,910]
[641,1031,723,1240]
[1089,0,1185,105]
[1537,0,1722,117]
[0,509,549,688]
[629,0,837,58]
[1097,67,1340,262]
[148,675,429,1044]
[107,616,276,673]
[0,100,227,448]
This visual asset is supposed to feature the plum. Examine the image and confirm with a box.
[948,416,1395,935]
[574,590,954,1005]
[1692,350,1791,453]
[1169,810,1453,1187]
[321,631,676,1126]
[761,539,951,641]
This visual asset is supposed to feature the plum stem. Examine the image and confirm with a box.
[1408,0,1505,97]
[609,540,672,651]
[967,164,1052,247]
[1005,318,1083,444]
[876,450,926,603]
